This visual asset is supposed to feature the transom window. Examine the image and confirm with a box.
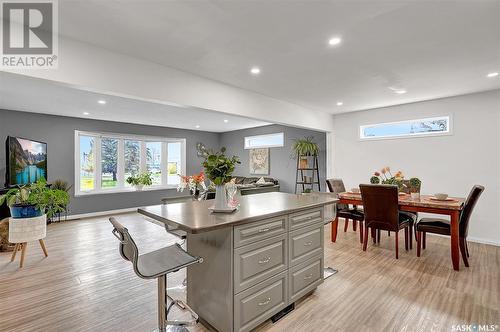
[75,130,186,195]
[359,116,451,140]
[244,132,284,149]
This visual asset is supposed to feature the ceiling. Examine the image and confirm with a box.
[56,0,500,114]
[0,72,270,132]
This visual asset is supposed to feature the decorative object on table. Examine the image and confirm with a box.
[225,180,239,208]
[9,214,48,268]
[178,171,207,200]
[433,193,449,200]
[292,136,321,193]
[369,167,406,192]
[302,188,312,194]
[202,147,240,212]
[249,148,269,175]
[409,177,422,200]
[0,178,69,221]
[126,172,153,191]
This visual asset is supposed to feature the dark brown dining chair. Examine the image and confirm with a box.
[359,184,415,259]
[416,185,484,267]
[327,178,365,243]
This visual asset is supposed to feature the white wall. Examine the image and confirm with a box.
[2,37,334,132]
[332,90,500,245]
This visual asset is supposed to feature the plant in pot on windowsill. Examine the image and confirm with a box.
[126,172,153,191]
[202,147,240,211]
[292,136,319,169]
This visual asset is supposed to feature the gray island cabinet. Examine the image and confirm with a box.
[139,192,337,332]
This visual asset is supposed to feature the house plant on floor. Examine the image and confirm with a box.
[202,147,240,211]
[126,172,153,191]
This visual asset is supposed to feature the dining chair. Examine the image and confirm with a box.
[359,184,416,259]
[416,185,484,267]
[326,178,365,243]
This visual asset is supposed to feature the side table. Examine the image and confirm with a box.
[9,215,48,268]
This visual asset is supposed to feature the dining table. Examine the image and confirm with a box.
[333,192,466,271]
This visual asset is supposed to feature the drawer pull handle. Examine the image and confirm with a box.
[258,297,271,306]
[303,241,313,246]
[258,257,271,264]
[303,274,313,280]
[258,228,270,233]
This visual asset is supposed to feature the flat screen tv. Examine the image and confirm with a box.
[5,136,47,187]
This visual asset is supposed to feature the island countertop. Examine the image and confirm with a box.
[138,192,338,234]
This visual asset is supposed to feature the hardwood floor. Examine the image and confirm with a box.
[0,213,498,331]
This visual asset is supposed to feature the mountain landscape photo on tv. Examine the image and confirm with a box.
[7,137,47,186]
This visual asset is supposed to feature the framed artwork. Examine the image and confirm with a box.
[249,148,269,175]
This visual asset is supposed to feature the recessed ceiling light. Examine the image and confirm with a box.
[250,67,261,75]
[394,89,407,94]
[336,101,343,106]
[328,37,342,46]
[83,112,90,115]
[195,125,200,129]
[223,119,229,123]
[98,100,106,105]
[487,72,498,78]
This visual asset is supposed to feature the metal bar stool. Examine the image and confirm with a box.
[110,217,203,332]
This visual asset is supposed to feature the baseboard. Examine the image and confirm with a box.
[66,207,139,221]
[428,232,500,247]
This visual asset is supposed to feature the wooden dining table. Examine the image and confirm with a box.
[333,192,466,271]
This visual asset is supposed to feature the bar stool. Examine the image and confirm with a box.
[110,217,203,332]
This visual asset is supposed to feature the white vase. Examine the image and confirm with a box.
[214,184,228,210]
[135,185,144,191]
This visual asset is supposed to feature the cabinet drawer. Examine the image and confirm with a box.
[234,271,288,332]
[289,223,323,266]
[289,208,323,230]
[234,234,288,293]
[289,255,323,303]
[234,216,287,248]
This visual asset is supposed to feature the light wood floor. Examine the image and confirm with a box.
[0,213,498,332]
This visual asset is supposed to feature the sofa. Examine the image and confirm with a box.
[204,176,280,199]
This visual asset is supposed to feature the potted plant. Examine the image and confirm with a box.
[409,177,422,200]
[302,188,313,194]
[292,136,319,169]
[126,172,153,191]
[0,178,70,219]
[202,147,240,210]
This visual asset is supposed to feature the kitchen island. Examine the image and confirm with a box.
[139,192,337,332]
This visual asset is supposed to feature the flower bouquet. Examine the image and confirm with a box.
[370,167,405,191]
[178,171,207,199]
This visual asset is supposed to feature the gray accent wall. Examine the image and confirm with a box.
[0,109,219,215]
[220,125,326,194]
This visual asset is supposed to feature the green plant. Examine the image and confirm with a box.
[303,188,312,193]
[409,177,421,193]
[292,136,319,157]
[52,179,72,192]
[370,176,380,184]
[202,147,240,185]
[0,178,70,218]
[126,172,153,186]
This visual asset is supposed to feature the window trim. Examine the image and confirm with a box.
[74,130,186,196]
[359,115,452,141]
[244,132,284,149]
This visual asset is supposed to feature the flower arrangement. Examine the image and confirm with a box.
[370,166,405,190]
[202,147,240,186]
[178,171,207,194]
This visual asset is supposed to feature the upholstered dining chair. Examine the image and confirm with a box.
[359,184,416,259]
[416,185,484,267]
[326,178,365,243]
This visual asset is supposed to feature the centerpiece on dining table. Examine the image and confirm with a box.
[177,171,207,200]
[202,147,241,212]
[370,166,422,199]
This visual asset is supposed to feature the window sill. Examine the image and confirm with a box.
[75,185,178,197]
